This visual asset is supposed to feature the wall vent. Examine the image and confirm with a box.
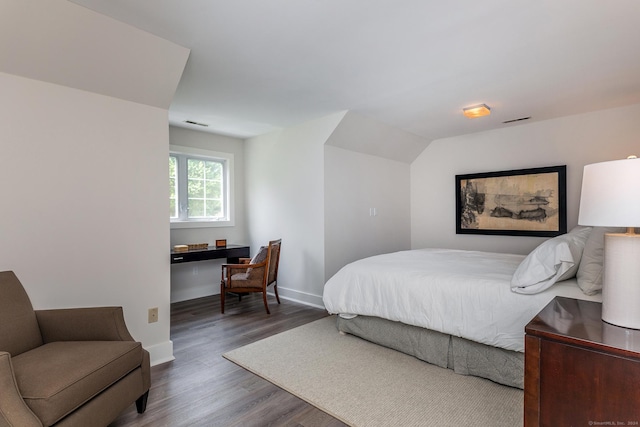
[184,120,209,127]
[502,117,531,124]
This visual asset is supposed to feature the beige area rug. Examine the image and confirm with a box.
[223,316,523,427]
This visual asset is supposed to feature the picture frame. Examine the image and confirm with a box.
[215,239,227,248]
[456,165,567,237]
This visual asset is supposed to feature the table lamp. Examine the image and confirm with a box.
[578,155,640,329]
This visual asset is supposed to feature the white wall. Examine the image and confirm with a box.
[244,112,346,307]
[168,126,248,302]
[324,146,411,280]
[411,103,640,255]
[0,72,173,364]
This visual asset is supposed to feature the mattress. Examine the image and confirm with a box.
[323,248,602,352]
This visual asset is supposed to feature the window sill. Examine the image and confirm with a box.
[170,219,235,229]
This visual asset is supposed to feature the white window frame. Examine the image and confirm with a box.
[170,144,235,229]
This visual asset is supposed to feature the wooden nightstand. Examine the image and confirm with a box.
[524,296,640,426]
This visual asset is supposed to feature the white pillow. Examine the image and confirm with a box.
[576,227,626,295]
[511,226,592,295]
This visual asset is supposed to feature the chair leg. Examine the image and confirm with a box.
[220,281,225,314]
[262,291,270,314]
[136,390,149,414]
[274,282,281,304]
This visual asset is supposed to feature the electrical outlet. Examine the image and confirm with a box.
[148,307,158,323]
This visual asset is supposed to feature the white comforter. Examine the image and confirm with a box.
[323,248,601,352]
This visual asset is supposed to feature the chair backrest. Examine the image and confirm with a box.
[266,239,281,286]
[0,271,43,356]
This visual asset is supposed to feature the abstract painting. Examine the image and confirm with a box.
[456,165,567,237]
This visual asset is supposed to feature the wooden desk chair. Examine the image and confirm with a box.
[220,239,281,314]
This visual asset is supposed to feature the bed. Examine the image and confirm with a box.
[323,227,605,389]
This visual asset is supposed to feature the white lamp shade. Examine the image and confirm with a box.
[578,157,640,227]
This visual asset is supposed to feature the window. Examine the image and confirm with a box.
[170,145,234,228]
[169,156,178,218]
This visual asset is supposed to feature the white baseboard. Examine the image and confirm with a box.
[272,286,325,309]
[145,340,175,366]
[172,284,326,310]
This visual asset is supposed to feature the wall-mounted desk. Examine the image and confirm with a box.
[170,244,250,265]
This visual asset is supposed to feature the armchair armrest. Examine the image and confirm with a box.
[0,352,42,427]
[35,307,135,343]
[221,262,251,276]
[221,261,267,281]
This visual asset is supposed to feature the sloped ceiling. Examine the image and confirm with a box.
[326,111,430,164]
[66,0,640,142]
[0,0,189,109]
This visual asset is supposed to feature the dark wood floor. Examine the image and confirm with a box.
[110,293,347,427]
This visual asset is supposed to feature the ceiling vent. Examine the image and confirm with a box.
[502,117,531,124]
[184,120,209,127]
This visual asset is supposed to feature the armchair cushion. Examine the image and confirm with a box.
[12,341,144,427]
[229,273,264,289]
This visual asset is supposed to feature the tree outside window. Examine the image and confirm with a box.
[170,150,229,224]
[187,158,223,218]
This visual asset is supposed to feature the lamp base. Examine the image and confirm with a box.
[602,320,640,351]
[602,232,640,329]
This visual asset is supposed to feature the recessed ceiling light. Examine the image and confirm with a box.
[463,104,491,118]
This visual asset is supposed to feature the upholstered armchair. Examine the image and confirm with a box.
[220,239,282,314]
[0,271,150,427]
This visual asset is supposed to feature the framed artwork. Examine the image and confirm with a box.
[456,165,567,237]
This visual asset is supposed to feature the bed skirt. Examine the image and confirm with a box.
[336,315,524,389]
